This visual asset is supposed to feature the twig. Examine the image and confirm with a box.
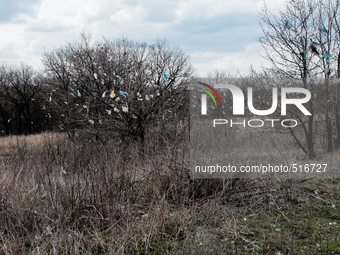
[309,193,325,201]
[240,235,260,249]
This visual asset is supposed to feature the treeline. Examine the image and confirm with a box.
[0,33,192,143]
[0,64,56,135]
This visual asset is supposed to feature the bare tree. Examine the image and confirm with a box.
[42,33,192,144]
[0,63,45,135]
[258,0,340,158]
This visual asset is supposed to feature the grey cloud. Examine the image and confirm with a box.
[0,0,269,77]
[84,0,262,56]
[169,14,262,53]
[142,1,178,23]
[0,0,41,23]
[0,43,21,60]
[25,20,73,33]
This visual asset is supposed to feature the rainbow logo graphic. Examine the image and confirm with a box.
[197,82,222,115]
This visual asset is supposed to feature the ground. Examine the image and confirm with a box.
[0,132,339,254]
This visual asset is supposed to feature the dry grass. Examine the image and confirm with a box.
[0,132,67,157]
[0,125,339,254]
[191,119,340,179]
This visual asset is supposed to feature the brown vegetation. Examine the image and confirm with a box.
[0,124,339,254]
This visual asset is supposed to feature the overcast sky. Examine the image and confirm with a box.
[0,0,286,77]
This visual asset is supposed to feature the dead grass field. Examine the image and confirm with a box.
[0,132,67,157]
[0,128,339,254]
[191,119,340,179]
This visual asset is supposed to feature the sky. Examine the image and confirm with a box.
[0,0,287,77]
